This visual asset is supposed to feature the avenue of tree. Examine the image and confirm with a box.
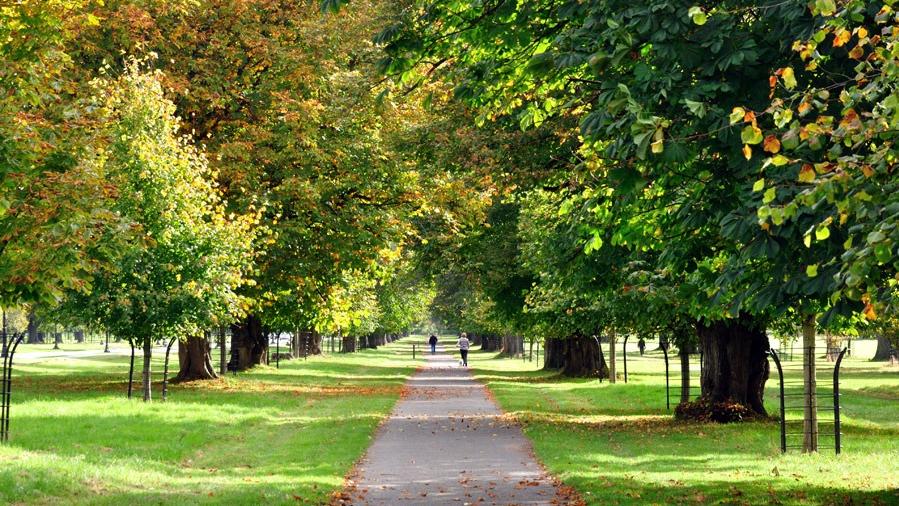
[1,0,897,453]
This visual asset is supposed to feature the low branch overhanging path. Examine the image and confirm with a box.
[338,347,579,505]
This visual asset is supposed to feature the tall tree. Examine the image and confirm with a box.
[69,0,428,370]
[0,0,123,307]
[69,61,256,400]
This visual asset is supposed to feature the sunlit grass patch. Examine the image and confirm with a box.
[464,344,899,505]
[0,339,422,505]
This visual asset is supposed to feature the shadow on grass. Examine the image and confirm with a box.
[564,474,898,505]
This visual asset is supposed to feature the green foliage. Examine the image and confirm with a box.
[66,60,257,345]
[66,0,434,335]
[0,0,123,306]
[356,0,884,336]
[748,0,899,321]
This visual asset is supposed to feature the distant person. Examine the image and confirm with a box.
[638,337,646,356]
[428,334,438,354]
[457,333,471,367]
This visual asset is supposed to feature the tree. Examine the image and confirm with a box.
[69,1,428,368]
[69,60,256,401]
[353,0,850,414]
[742,0,898,449]
[0,0,123,308]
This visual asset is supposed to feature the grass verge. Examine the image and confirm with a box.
[458,341,899,506]
[0,339,421,505]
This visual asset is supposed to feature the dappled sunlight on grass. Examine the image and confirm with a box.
[464,346,899,505]
[0,339,422,505]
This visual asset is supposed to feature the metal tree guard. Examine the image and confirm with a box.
[127,338,136,399]
[161,336,178,402]
[662,343,670,411]
[769,346,846,454]
[834,347,847,455]
[622,335,629,384]
[0,332,25,442]
[593,335,604,383]
[768,349,787,453]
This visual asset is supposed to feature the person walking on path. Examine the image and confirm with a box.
[638,337,646,356]
[457,332,470,367]
[428,334,438,354]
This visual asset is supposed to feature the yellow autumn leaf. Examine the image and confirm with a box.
[771,154,790,166]
[742,144,752,160]
[864,302,877,320]
[798,164,815,183]
[781,67,797,89]
[833,28,850,47]
[763,135,781,153]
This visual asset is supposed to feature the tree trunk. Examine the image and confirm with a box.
[680,348,691,403]
[297,330,310,357]
[176,335,218,381]
[342,335,356,353]
[142,339,152,402]
[501,335,523,357]
[543,335,608,378]
[825,332,839,361]
[228,314,267,371]
[310,330,323,355]
[74,330,84,343]
[26,311,41,344]
[219,327,227,375]
[481,335,501,352]
[696,314,770,416]
[802,313,818,453]
[608,331,617,384]
[872,335,893,361]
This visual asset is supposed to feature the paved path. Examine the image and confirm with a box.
[343,347,573,505]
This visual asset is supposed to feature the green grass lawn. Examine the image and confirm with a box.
[457,339,899,506]
[0,339,422,505]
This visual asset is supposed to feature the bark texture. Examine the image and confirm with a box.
[872,335,893,361]
[342,335,357,353]
[608,331,617,384]
[544,335,609,378]
[310,330,323,355]
[176,335,218,381]
[142,339,152,402]
[218,327,227,375]
[501,335,524,357]
[26,311,42,344]
[228,314,267,371]
[696,315,770,416]
[480,335,502,352]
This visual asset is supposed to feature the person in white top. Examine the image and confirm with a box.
[457,332,470,367]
